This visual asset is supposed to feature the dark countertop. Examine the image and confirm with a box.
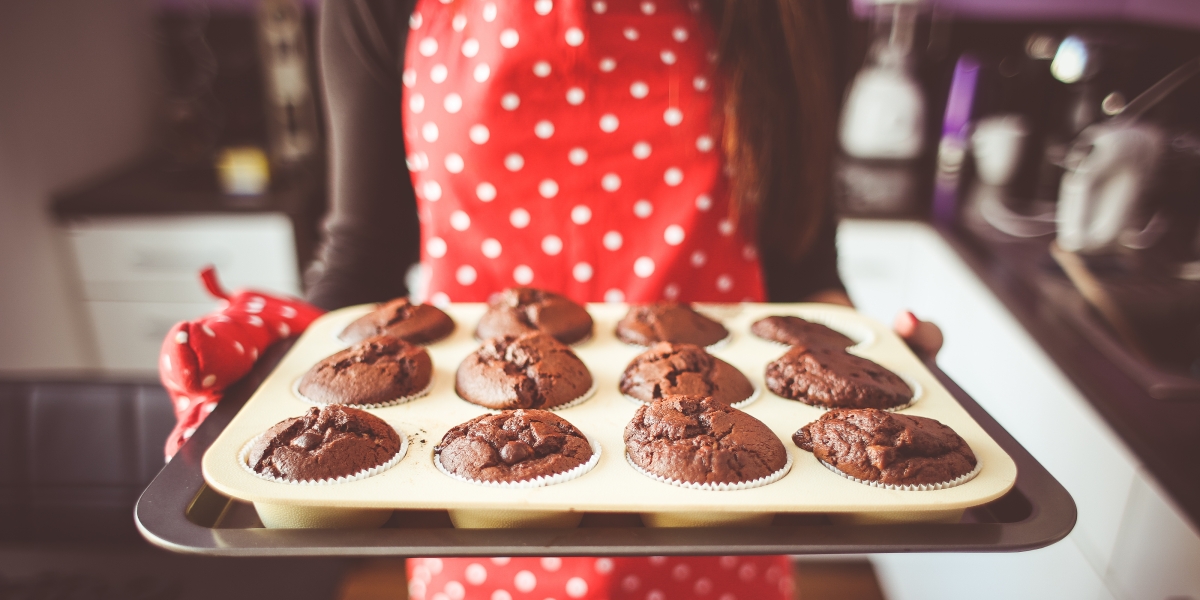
[937,219,1200,529]
[50,160,324,220]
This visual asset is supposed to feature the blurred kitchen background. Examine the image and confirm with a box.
[2,0,1200,598]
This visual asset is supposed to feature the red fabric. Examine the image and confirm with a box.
[406,556,794,600]
[403,0,766,306]
[159,266,324,459]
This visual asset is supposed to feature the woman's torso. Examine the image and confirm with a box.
[401,0,765,305]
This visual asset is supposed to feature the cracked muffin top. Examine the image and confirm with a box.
[248,405,401,481]
[765,346,911,409]
[750,316,854,349]
[475,287,593,345]
[615,302,729,347]
[624,395,787,485]
[436,409,593,483]
[619,342,754,406]
[299,335,433,406]
[339,297,455,345]
[793,408,977,486]
[456,332,594,410]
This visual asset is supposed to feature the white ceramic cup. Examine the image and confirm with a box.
[971,114,1029,186]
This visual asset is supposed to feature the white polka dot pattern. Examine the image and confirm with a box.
[571,204,592,224]
[402,0,766,303]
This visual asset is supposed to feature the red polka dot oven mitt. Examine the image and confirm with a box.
[159,266,324,460]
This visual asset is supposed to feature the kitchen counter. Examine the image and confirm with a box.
[836,218,1200,600]
[939,223,1200,529]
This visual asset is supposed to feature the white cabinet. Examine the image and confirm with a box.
[64,214,301,374]
[836,220,1200,600]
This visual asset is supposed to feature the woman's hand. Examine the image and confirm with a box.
[894,310,944,358]
[802,290,943,357]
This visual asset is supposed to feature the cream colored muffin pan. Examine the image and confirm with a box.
[202,303,1017,529]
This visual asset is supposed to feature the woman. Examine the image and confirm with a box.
[309,0,941,598]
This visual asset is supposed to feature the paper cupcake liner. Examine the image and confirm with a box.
[464,379,598,414]
[623,383,761,410]
[705,332,733,352]
[545,379,598,411]
[621,331,734,353]
[239,430,409,486]
[756,313,877,352]
[769,373,923,413]
[819,457,983,491]
[434,432,602,489]
[293,374,435,409]
[625,450,794,492]
[472,330,594,348]
[336,326,454,347]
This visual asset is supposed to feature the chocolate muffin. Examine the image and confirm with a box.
[456,332,594,410]
[339,297,455,345]
[475,288,593,345]
[750,316,855,349]
[793,408,977,486]
[765,346,911,409]
[615,302,729,347]
[624,395,788,485]
[619,342,755,406]
[247,405,402,482]
[298,335,433,406]
[435,409,593,483]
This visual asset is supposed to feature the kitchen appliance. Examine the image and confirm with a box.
[1057,57,1200,255]
[839,0,927,161]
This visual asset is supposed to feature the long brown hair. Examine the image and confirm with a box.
[706,0,836,261]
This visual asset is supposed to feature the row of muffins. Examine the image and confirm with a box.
[247,289,979,495]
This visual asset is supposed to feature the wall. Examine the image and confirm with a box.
[0,0,159,372]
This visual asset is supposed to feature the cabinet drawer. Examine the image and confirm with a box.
[67,214,299,292]
[85,301,220,373]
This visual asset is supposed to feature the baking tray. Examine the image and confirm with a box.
[198,303,1017,530]
[137,331,1075,556]
[138,303,1073,555]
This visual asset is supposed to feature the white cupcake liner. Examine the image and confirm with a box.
[819,457,983,491]
[620,331,734,353]
[625,450,794,492]
[293,374,435,409]
[754,313,876,352]
[434,431,602,489]
[472,330,595,348]
[690,303,744,322]
[336,325,454,347]
[463,379,598,414]
[623,383,761,409]
[705,332,733,352]
[546,379,598,411]
[239,429,409,485]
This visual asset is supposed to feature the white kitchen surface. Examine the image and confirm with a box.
[837,219,1200,600]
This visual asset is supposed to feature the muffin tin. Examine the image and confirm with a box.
[201,303,1018,529]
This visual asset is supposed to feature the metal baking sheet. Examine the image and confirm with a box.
[136,337,1076,556]
[198,303,1018,522]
